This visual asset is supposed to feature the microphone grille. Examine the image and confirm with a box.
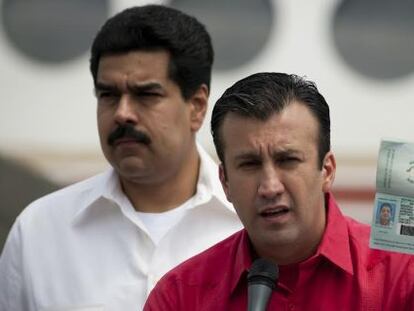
[247,258,279,287]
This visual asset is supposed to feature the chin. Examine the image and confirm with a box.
[116,161,147,177]
[265,229,299,247]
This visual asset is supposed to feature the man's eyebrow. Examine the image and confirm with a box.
[234,152,261,161]
[127,82,164,93]
[273,149,301,157]
[95,82,117,92]
[94,82,165,96]
[233,149,302,161]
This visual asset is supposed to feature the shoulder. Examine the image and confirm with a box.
[19,171,108,218]
[343,216,414,307]
[10,170,112,236]
[345,216,371,246]
[345,216,413,275]
[1,170,112,267]
[159,230,243,286]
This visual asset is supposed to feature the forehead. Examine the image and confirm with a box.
[97,50,171,84]
[220,102,319,156]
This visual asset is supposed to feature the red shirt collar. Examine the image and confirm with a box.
[229,192,354,294]
[318,192,354,275]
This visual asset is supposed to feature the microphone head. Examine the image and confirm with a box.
[247,258,279,289]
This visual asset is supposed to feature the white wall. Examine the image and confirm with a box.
[1,0,413,158]
[0,0,413,222]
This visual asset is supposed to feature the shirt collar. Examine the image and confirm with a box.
[71,168,124,225]
[318,192,354,275]
[71,142,233,224]
[229,192,354,294]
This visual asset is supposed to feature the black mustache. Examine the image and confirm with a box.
[107,123,151,146]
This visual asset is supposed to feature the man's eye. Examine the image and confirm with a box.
[132,92,162,106]
[277,157,300,167]
[238,161,260,169]
[140,92,159,97]
[280,157,298,162]
[98,91,116,99]
[97,91,119,107]
[135,92,162,100]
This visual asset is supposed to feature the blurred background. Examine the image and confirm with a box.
[1,0,413,251]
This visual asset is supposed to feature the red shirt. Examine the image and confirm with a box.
[144,194,414,310]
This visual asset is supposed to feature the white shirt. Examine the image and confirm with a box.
[0,145,242,311]
[134,198,194,245]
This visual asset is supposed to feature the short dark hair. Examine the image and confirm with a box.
[211,72,330,168]
[380,202,392,211]
[90,5,213,100]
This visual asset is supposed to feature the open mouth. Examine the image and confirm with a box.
[260,207,289,217]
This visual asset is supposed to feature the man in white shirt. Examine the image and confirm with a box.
[0,5,241,311]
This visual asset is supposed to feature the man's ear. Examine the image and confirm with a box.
[321,151,336,193]
[188,84,208,132]
[219,163,232,203]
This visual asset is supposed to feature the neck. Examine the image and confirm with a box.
[120,145,200,213]
[254,218,326,266]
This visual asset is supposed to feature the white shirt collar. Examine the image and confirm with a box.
[71,143,232,225]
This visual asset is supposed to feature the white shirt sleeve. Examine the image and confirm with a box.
[0,220,31,311]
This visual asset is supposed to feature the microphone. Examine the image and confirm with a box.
[247,258,279,311]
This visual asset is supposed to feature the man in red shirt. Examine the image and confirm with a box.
[144,73,414,310]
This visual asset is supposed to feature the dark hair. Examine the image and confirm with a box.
[380,202,392,211]
[90,5,213,100]
[211,72,330,168]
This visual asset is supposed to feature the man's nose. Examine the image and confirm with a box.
[114,95,139,124]
[257,167,285,199]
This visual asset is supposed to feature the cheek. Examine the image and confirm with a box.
[97,114,114,145]
[302,171,324,195]
[227,177,256,212]
[231,198,250,225]
[97,119,109,139]
[97,110,111,128]
[152,110,186,135]
[289,175,323,213]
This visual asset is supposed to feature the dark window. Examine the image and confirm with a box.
[170,0,274,71]
[332,0,414,80]
[1,0,110,63]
